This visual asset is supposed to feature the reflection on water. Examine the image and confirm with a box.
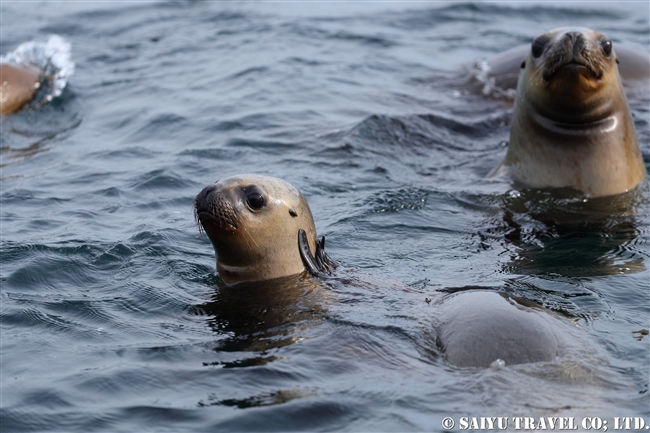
[190,274,332,409]
[0,136,51,169]
[0,93,82,169]
[194,273,331,358]
[484,187,648,277]
[199,388,317,409]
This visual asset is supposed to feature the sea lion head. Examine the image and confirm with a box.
[0,63,42,115]
[496,27,646,196]
[520,27,622,121]
[194,174,320,285]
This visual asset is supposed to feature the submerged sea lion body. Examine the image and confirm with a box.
[439,291,561,368]
[0,63,42,115]
[491,27,646,197]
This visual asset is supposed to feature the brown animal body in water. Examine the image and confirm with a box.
[490,27,646,197]
[0,63,42,115]
[194,174,573,369]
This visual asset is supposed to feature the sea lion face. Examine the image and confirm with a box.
[194,174,318,285]
[497,27,646,197]
[521,27,620,120]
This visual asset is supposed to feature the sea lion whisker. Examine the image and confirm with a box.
[240,225,261,251]
[192,206,205,234]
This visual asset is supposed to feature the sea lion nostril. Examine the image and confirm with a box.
[198,184,217,200]
[194,191,239,231]
[564,31,581,44]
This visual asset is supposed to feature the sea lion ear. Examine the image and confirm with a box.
[298,229,337,276]
[520,60,526,69]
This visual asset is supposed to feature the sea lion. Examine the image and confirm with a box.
[194,174,570,368]
[1,35,75,115]
[0,63,42,115]
[194,174,335,285]
[491,27,646,197]
[438,291,561,368]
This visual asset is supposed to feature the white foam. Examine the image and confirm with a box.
[1,35,74,101]
[469,59,516,101]
[490,358,506,369]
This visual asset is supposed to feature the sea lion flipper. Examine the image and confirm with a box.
[298,229,321,276]
[316,236,337,271]
[298,230,337,276]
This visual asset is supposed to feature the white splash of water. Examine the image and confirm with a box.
[470,59,516,101]
[1,35,74,101]
[490,358,506,369]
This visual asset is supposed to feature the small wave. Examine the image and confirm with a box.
[364,187,429,214]
[1,35,75,105]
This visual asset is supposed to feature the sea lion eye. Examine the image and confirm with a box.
[600,40,612,56]
[531,37,547,58]
[246,192,265,210]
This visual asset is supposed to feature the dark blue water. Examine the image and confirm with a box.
[2,2,649,431]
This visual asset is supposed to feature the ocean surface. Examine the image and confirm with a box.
[1,1,649,431]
